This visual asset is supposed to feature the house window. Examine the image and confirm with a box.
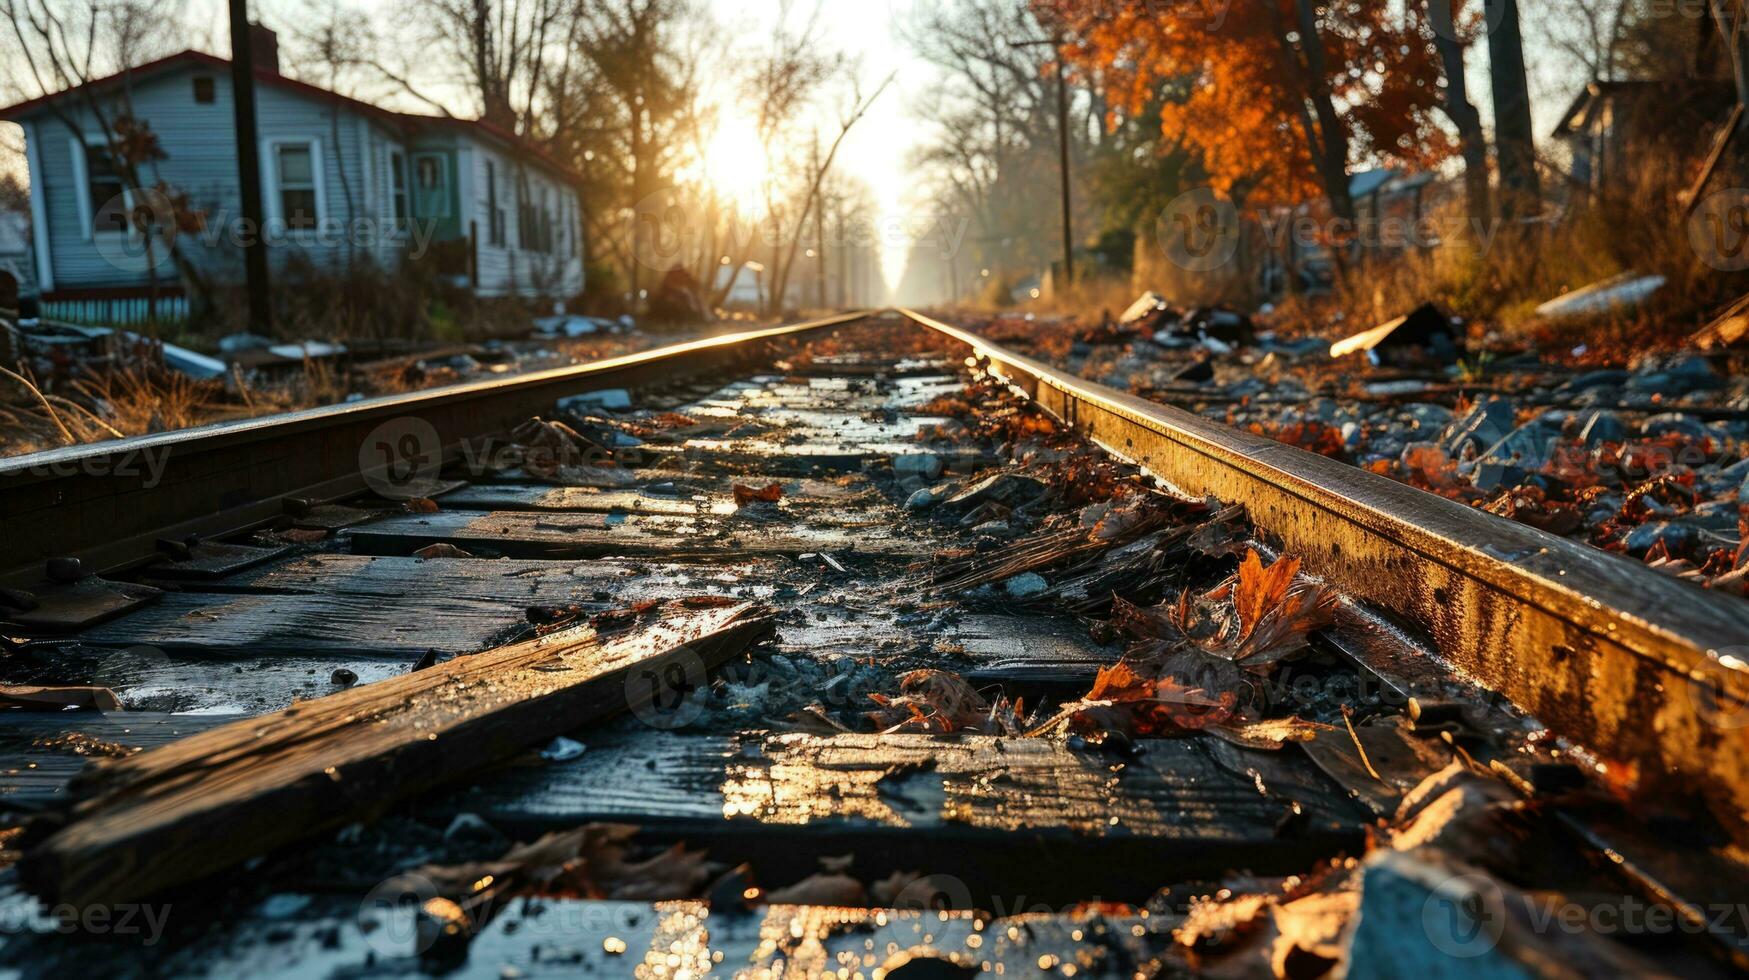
[413,153,449,217]
[84,145,128,234]
[516,173,533,251]
[192,77,215,104]
[486,160,504,247]
[539,187,553,254]
[274,143,318,230]
[389,150,409,227]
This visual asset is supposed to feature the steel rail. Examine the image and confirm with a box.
[0,311,872,581]
[4,304,1747,841]
[897,308,1749,844]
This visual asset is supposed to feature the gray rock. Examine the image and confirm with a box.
[1003,572,1048,598]
[1563,369,1630,392]
[894,453,944,480]
[1305,397,1342,423]
[1402,403,1454,430]
[906,486,944,510]
[1439,397,1517,459]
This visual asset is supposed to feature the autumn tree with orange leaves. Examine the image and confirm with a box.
[1039,0,1455,231]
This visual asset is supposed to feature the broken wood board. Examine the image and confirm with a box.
[442,729,1371,905]
[20,601,775,907]
[348,511,933,560]
[0,712,240,812]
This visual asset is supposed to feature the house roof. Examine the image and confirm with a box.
[0,49,583,184]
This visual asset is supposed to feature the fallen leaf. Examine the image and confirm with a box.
[733,482,785,506]
[414,543,474,559]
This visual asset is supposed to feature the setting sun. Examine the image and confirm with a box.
[697,114,770,217]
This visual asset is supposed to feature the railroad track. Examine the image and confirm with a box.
[0,310,1745,977]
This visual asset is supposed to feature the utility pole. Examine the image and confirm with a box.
[1011,36,1074,290]
[228,0,271,332]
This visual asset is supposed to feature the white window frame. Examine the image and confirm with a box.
[260,137,328,237]
[68,135,133,243]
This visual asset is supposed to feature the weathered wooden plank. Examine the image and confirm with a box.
[0,713,240,811]
[73,591,537,658]
[20,601,775,907]
[155,553,644,600]
[348,511,933,560]
[445,728,1370,902]
[439,477,881,516]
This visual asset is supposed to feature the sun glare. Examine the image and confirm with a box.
[698,115,771,216]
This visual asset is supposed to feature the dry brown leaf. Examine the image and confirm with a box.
[413,543,474,559]
[733,482,785,506]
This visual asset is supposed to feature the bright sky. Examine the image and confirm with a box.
[702,0,923,291]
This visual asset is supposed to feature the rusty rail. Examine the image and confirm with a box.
[4,305,1747,842]
[898,307,1749,843]
[0,311,872,582]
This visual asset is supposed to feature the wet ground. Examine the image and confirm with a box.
[0,321,1741,977]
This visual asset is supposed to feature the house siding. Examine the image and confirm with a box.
[16,58,584,302]
[463,138,583,299]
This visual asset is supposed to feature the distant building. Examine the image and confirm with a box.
[1552,80,1735,197]
[0,25,584,323]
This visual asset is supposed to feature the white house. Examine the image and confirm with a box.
[0,26,585,323]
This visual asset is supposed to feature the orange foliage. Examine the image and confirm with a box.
[1041,0,1454,208]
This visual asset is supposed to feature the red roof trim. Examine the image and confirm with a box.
[0,50,582,184]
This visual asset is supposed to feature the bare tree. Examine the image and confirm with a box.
[1,0,213,314]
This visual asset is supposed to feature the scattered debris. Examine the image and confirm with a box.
[1535,270,1667,320]
[1328,303,1463,367]
[1,684,124,712]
